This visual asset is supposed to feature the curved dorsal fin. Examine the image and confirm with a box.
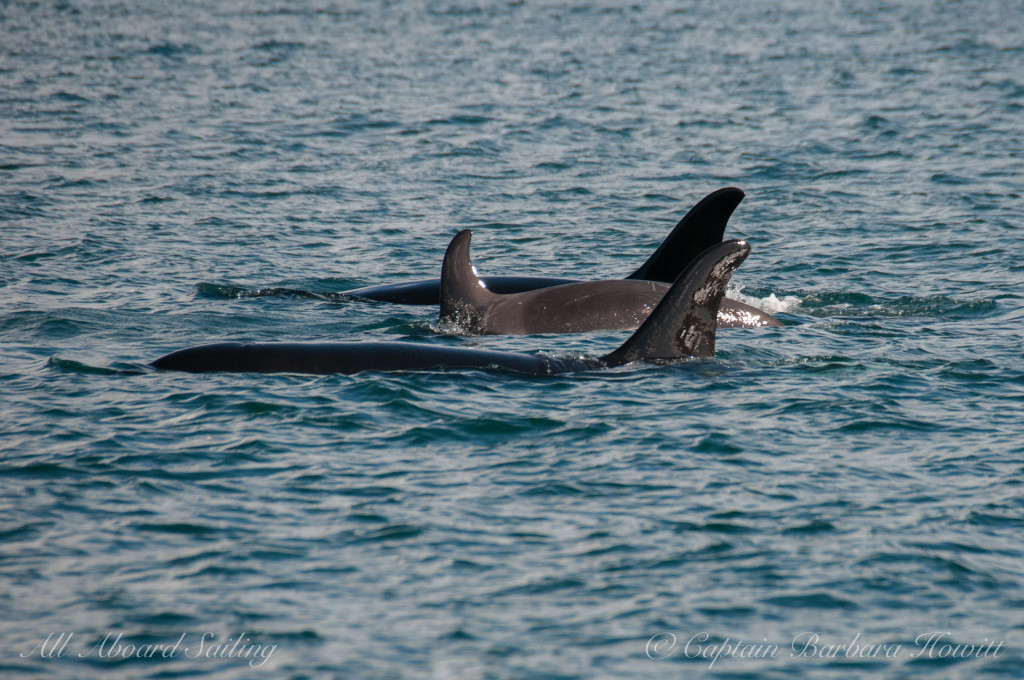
[603,239,750,366]
[439,230,500,328]
[626,187,744,283]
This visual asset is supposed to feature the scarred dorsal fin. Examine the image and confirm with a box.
[603,239,750,366]
[626,187,744,283]
[439,230,501,330]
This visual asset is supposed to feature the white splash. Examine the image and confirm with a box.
[727,283,801,315]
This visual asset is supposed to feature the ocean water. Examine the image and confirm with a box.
[2,0,1023,677]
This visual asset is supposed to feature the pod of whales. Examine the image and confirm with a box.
[151,240,751,375]
[340,187,756,306]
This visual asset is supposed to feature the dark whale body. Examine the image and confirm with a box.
[341,275,578,305]
[340,188,754,307]
[151,240,752,376]
[438,230,780,335]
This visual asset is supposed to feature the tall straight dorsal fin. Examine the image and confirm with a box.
[603,240,750,366]
[439,230,500,329]
[626,187,744,283]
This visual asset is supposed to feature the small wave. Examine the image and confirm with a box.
[144,42,202,57]
[49,91,90,104]
[799,292,996,318]
[14,251,57,262]
[0,463,82,479]
[193,282,331,300]
[727,284,802,315]
[355,319,436,337]
[349,524,424,544]
[47,357,122,375]
[48,357,149,375]
[253,40,306,51]
[134,522,220,536]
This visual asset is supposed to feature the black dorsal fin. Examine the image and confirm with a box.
[439,230,500,329]
[625,187,744,283]
[603,239,750,366]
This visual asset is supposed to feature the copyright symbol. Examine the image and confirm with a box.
[646,632,678,660]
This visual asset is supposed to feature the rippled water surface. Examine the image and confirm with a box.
[2,1,1023,678]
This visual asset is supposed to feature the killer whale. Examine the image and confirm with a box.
[339,187,747,305]
[438,229,780,335]
[151,240,751,375]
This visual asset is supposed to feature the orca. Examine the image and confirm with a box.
[438,229,780,335]
[151,240,751,375]
[339,187,747,305]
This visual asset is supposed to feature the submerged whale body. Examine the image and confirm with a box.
[438,229,780,335]
[340,187,753,306]
[151,240,752,375]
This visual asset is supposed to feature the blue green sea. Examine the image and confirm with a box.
[2,1,1023,677]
